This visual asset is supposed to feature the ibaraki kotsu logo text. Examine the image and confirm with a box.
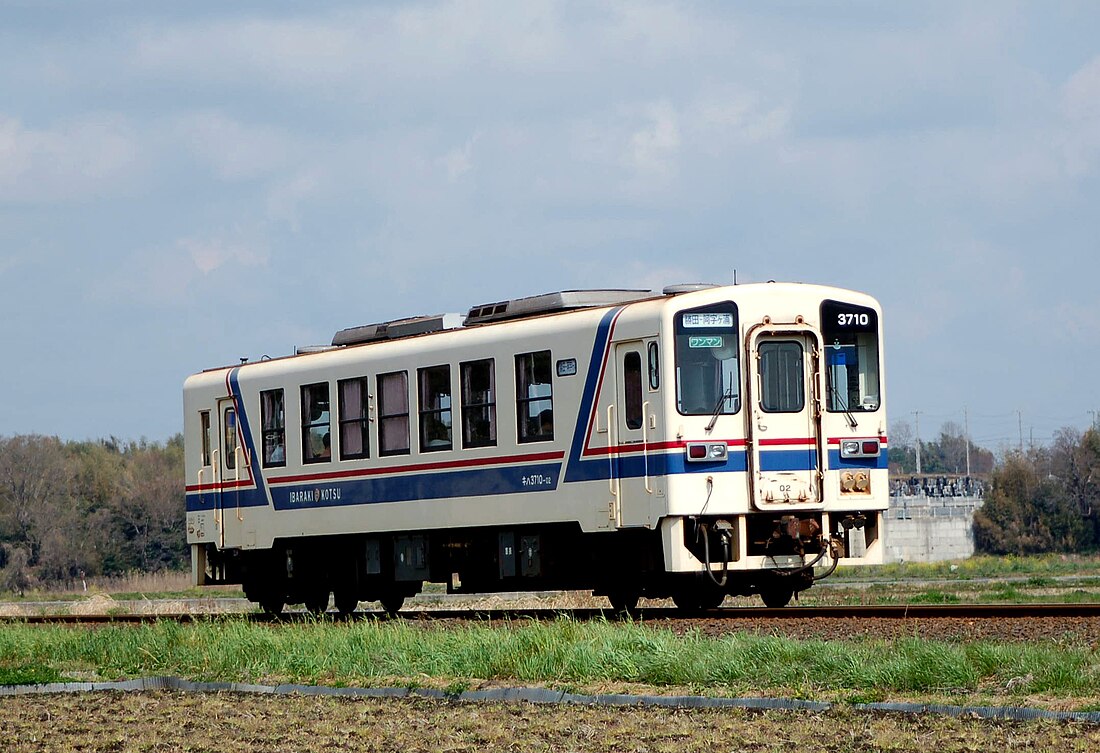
[288,487,342,504]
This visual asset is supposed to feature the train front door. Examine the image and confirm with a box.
[746,326,824,510]
[214,398,244,548]
[611,340,658,528]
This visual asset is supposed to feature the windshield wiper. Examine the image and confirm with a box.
[829,383,859,428]
[705,388,736,433]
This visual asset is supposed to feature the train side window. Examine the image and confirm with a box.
[674,302,740,415]
[624,351,643,430]
[516,350,553,443]
[648,342,660,391]
[821,300,881,412]
[223,407,238,470]
[260,389,286,467]
[378,371,410,456]
[759,340,805,413]
[338,377,371,460]
[301,382,331,463]
[461,359,496,448]
[199,410,211,467]
[418,365,453,452]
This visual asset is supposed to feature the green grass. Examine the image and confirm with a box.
[832,554,1100,582]
[1,617,1098,699]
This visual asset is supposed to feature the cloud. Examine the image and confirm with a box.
[628,100,680,181]
[0,114,140,202]
[440,133,481,183]
[1060,54,1100,177]
[182,235,268,276]
[91,233,270,307]
[174,111,298,181]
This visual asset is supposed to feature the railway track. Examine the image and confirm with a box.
[4,601,1100,625]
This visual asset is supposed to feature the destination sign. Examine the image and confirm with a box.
[682,312,734,329]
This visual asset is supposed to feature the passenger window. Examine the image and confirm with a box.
[223,407,238,470]
[516,350,553,443]
[301,382,331,463]
[260,389,286,467]
[759,340,805,413]
[199,411,211,467]
[378,371,410,456]
[338,377,371,460]
[461,359,496,448]
[674,303,740,415]
[418,365,453,452]
[624,351,643,430]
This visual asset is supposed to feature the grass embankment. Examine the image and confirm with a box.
[1,618,1097,707]
[833,554,1100,582]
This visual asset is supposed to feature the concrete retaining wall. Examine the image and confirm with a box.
[884,494,983,563]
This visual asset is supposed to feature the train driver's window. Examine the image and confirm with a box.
[674,303,740,415]
[260,389,286,467]
[821,300,880,413]
[516,350,553,442]
[301,382,331,463]
[461,359,496,448]
[418,365,453,452]
[378,371,410,456]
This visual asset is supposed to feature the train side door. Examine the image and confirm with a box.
[746,327,824,509]
[214,398,244,548]
[612,340,658,527]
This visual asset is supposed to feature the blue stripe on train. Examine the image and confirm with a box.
[185,448,886,513]
[186,461,563,513]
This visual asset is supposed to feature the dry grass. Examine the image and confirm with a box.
[2,692,1098,752]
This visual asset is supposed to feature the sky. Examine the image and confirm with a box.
[1,1,1098,456]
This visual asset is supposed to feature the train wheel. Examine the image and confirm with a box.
[672,586,726,611]
[606,591,640,616]
[759,586,794,608]
[258,598,285,617]
[379,592,405,616]
[304,590,330,615]
[334,589,359,617]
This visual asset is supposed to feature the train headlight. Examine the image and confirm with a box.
[840,438,881,459]
[686,442,728,463]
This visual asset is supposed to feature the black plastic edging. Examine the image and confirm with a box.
[1,677,1098,724]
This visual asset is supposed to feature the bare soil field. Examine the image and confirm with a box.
[3,691,1099,753]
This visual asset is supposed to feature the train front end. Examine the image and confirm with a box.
[657,284,887,606]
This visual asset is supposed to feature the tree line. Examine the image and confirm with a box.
[2,421,1098,593]
[0,434,185,593]
[972,428,1100,554]
[890,419,1100,554]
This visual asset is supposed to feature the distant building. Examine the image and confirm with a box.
[885,476,985,563]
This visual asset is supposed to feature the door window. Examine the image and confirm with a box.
[623,351,643,430]
[223,407,238,470]
[759,340,804,413]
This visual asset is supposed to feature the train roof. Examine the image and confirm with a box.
[194,282,880,377]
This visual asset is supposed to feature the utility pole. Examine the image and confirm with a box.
[1090,410,1098,431]
[1017,410,1024,453]
[913,410,922,475]
[964,406,971,478]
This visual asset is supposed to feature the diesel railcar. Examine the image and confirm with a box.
[184,282,887,613]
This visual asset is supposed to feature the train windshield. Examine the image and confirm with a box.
[821,300,880,413]
[674,302,740,415]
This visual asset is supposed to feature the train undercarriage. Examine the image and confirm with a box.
[196,510,878,615]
